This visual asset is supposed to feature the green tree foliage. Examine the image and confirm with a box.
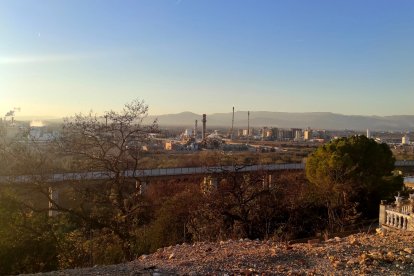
[306,135,402,230]
[56,225,125,268]
[0,190,58,275]
[145,187,202,252]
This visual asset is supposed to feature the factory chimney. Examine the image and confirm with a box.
[194,120,198,139]
[202,114,207,140]
[247,111,250,144]
[230,106,234,140]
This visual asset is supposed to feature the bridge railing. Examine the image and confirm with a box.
[395,160,414,167]
[2,160,413,185]
[0,162,305,185]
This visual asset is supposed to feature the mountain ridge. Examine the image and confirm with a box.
[146,111,414,131]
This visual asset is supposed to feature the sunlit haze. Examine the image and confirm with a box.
[1,0,414,118]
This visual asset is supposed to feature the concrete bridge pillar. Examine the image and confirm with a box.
[201,176,218,194]
[262,174,272,188]
[203,176,218,188]
[48,186,59,217]
[136,180,148,195]
[210,177,218,189]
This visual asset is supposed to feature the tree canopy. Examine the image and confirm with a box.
[306,135,402,226]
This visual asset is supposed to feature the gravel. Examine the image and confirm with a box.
[27,228,414,275]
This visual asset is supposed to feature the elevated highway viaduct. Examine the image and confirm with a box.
[2,161,414,216]
[3,160,413,185]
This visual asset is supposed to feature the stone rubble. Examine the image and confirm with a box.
[30,229,414,275]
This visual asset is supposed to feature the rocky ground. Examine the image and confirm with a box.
[31,228,414,275]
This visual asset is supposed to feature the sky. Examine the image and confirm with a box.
[1,0,414,118]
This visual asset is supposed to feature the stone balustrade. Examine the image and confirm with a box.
[379,194,414,231]
[384,210,411,230]
[401,204,412,215]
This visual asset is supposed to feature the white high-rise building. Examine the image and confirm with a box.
[304,129,312,140]
[402,135,410,145]
[366,129,371,138]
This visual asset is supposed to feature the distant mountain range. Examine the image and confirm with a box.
[146,111,414,131]
[16,111,414,131]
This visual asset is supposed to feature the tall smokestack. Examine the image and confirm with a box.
[194,120,198,139]
[247,111,250,144]
[202,114,207,140]
[231,106,234,140]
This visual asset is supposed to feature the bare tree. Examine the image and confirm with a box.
[54,99,158,259]
[189,158,278,241]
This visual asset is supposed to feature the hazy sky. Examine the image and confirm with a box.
[1,0,413,118]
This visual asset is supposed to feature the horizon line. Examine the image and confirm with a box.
[8,110,414,120]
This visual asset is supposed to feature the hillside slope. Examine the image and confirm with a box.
[34,229,414,275]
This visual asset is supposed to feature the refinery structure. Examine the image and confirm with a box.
[2,106,413,154]
[161,108,414,153]
[162,108,331,152]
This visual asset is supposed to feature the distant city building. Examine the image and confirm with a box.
[28,126,56,142]
[270,128,279,140]
[402,135,410,145]
[367,129,371,138]
[277,129,293,140]
[315,130,329,140]
[261,127,269,139]
[165,141,174,150]
[291,128,302,141]
[304,128,312,140]
[241,128,254,136]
